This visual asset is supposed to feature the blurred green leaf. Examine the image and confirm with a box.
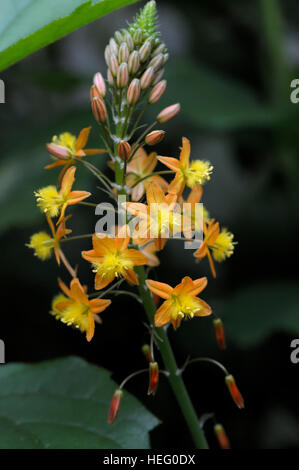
[0,0,139,71]
[153,59,288,130]
[0,356,159,449]
[222,282,299,348]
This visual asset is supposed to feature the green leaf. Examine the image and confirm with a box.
[221,282,299,348]
[0,356,159,449]
[154,59,285,130]
[0,0,139,71]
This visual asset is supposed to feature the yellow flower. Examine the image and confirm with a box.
[35,166,91,224]
[158,137,213,197]
[81,226,148,290]
[51,277,111,341]
[27,214,71,264]
[27,232,54,260]
[146,276,212,329]
[211,229,235,262]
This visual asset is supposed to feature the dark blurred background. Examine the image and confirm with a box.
[1,0,299,449]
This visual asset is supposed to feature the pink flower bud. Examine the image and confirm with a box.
[108,389,123,424]
[109,38,119,55]
[157,103,181,123]
[118,42,129,63]
[148,80,167,104]
[117,62,129,88]
[91,97,107,123]
[152,43,167,58]
[46,143,69,160]
[107,69,114,86]
[104,45,111,66]
[125,33,134,52]
[140,67,155,90]
[93,72,106,98]
[128,51,140,75]
[139,40,152,62]
[108,54,119,77]
[118,141,131,161]
[163,53,169,65]
[149,53,164,71]
[153,68,165,86]
[133,30,143,46]
[145,130,165,146]
[114,31,123,44]
[127,78,141,105]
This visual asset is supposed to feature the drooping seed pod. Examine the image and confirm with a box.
[157,103,181,123]
[140,66,155,90]
[214,423,230,450]
[148,80,167,104]
[107,69,114,86]
[149,53,164,71]
[114,30,124,45]
[133,29,143,46]
[107,389,123,424]
[139,39,152,63]
[225,374,244,409]
[108,53,119,77]
[142,344,152,363]
[127,78,141,105]
[118,42,129,63]
[145,130,165,146]
[118,140,131,161]
[147,362,159,396]
[213,318,226,350]
[91,97,107,123]
[46,144,69,160]
[93,72,106,98]
[109,37,119,55]
[117,62,129,88]
[153,68,165,85]
[128,51,140,75]
[124,32,134,52]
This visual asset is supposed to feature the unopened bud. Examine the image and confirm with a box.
[46,143,69,160]
[118,141,131,161]
[124,33,134,52]
[139,40,152,62]
[127,78,141,105]
[104,45,111,66]
[114,30,124,44]
[148,80,167,104]
[140,67,155,90]
[128,51,140,75]
[213,318,226,350]
[91,97,107,123]
[93,72,106,98]
[157,103,181,123]
[117,62,129,88]
[108,54,119,77]
[153,43,167,57]
[149,53,164,71]
[142,344,152,363]
[118,42,129,63]
[225,375,244,409]
[153,68,165,85]
[109,37,119,55]
[163,53,170,65]
[107,69,114,86]
[133,29,143,46]
[108,389,123,424]
[148,362,159,396]
[214,424,230,449]
[145,130,165,146]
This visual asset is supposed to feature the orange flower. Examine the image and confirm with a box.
[124,182,184,250]
[45,127,106,183]
[35,166,91,225]
[158,137,213,197]
[47,214,72,265]
[51,277,111,341]
[146,276,212,329]
[126,148,168,201]
[81,226,148,290]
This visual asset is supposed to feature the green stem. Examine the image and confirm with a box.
[135,265,209,449]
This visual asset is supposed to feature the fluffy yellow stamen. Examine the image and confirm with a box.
[184,160,213,187]
[171,293,201,320]
[27,232,54,260]
[93,252,134,279]
[52,132,76,152]
[35,186,64,217]
[149,206,182,238]
[211,229,235,262]
[51,295,91,333]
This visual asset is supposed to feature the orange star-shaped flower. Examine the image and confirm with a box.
[146,276,212,329]
[193,219,220,278]
[46,214,72,265]
[45,127,106,183]
[51,277,111,341]
[81,226,148,290]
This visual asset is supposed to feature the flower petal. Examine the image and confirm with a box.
[146,279,173,299]
[157,156,181,171]
[76,127,91,151]
[180,137,191,166]
[154,300,172,327]
[124,249,148,266]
